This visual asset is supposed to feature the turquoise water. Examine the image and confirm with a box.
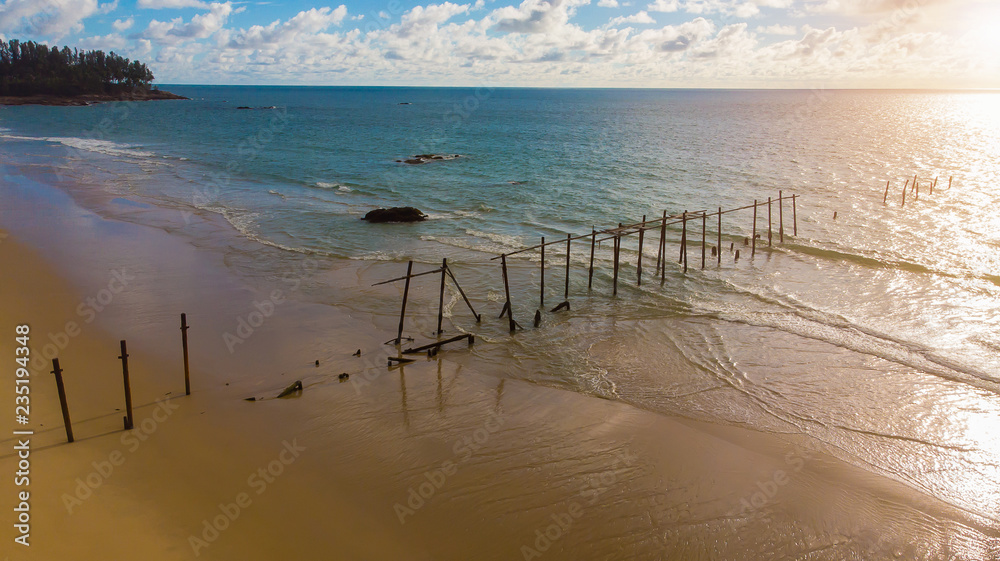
[2,87,1000,551]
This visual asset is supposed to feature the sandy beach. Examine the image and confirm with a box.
[2,157,997,560]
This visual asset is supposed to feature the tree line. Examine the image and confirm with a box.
[0,39,156,96]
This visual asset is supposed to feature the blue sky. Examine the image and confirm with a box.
[1,0,998,87]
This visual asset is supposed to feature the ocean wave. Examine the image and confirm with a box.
[0,133,155,158]
[315,181,354,193]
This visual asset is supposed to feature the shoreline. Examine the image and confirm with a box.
[0,90,188,106]
[2,156,997,559]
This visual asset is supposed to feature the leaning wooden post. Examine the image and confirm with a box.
[779,191,784,243]
[588,228,596,289]
[679,211,687,264]
[752,200,757,258]
[700,212,706,269]
[613,224,621,296]
[682,212,689,274]
[931,177,937,194]
[767,196,773,247]
[656,210,666,275]
[564,233,571,299]
[637,216,645,286]
[948,176,953,190]
[792,195,797,237]
[180,313,191,395]
[119,340,134,430]
[901,181,907,207]
[501,254,515,333]
[717,207,722,265]
[51,358,74,443]
[883,181,890,205]
[395,261,413,345]
[436,258,447,336]
[539,236,545,307]
[915,180,919,201]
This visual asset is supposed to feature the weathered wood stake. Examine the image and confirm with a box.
[779,191,784,243]
[717,206,722,265]
[501,254,515,333]
[540,236,545,307]
[444,265,480,322]
[437,258,447,335]
[948,176,953,190]
[180,313,191,395]
[701,212,706,269]
[883,181,890,205]
[679,211,687,264]
[564,233,571,299]
[752,200,757,258]
[768,196,773,247]
[613,224,621,296]
[637,216,645,286]
[932,177,937,194]
[901,181,907,207]
[792,195,797,237]
[52,358,74,443]
[119,340,134,430]
[588,228,596,289]
[657,210,667,276]
[396,261,412,344]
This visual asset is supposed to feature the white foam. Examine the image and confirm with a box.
[0,133,155,158]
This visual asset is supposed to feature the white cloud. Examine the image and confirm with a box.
[491,0,589,34]
[0,0,101,38]
[226,6,348,48]
[646,0,679,12]
[597,0,619,6]
[143,1,233,45]
[757,23,795,35]
[607,10,655,26]
[112,16,134,31]
[78,32,126,49]
[100,0,118,14]
[137,0,210,8]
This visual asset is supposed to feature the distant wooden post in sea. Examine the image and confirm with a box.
[51,358,74,443]
[751,201,757,258]
[180,313,191,395]
[539,236,545,307]
[119,340,134,431]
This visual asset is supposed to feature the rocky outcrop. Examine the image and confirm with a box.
[362,207,427,223]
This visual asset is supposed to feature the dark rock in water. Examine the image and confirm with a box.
[277,380,303,398]
[403,159,425,165]
[353,349,361,356]
[401,154,461,165]
[339,373,350,382]
[399,102,411,105]
[245,397,257,402]
[237,106,251,109]
[362,207,427,223]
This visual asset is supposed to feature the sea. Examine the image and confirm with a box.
[2,86,999,549]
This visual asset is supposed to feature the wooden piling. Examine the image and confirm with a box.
[588,228,596,289]
[396,261,413,345]
[613,224,621,296]
[180,313,191,395]
[682,213,688,274]
[792,195,797,237]
[948,176,953,190]
[717,206,722,265]
[501,254,515,333]
[540,236,545,307]
[915,180,919,201]
[701,212,706,269]
[637,216,645,286]
[657,210,667,277]
[51,358,74,443]
[901,181,907,207]
[679,211,687,264]
[883,181,890,205]
[768,196,773,247]
[444,264,480,322]
[437,258,447,335]
[779,191,784,243]
[752,200,757,258]
[564,233,571,299]
[119,340,133,430]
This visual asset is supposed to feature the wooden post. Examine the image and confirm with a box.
[444,265,480,322]
[51,358,74,443]
[701,212,706,269]
[717,207,722,265]
[637,216,645,286]
[180,313,191,395]
[501,254,515,333]
[768,197,772,247]
[883,181,890,204]
[901,181,907,207]
[437,259,451,333]
[540,236,545,307]
[915,180,919,201]
[564,233,571,299]
[913,174,917,194]
[932,177,937,194]
[396,261,412,345]
[679,211,686,264]
[779,191,784,243]
[682,212,688,273]
[656,210,666,276]
[613,224,621,296]
[792,195,797,237]
[588,228,596,289]
[752,200,757,258]
[948,176,953,190]
[119,340,134,430]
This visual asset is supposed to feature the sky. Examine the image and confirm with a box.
[1,0,998,88]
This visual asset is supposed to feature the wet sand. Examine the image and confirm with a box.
[1,170,997,560]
